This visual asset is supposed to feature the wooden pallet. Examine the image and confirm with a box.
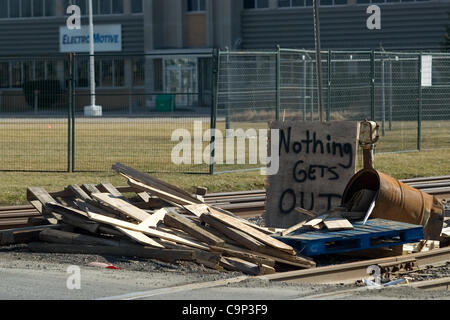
[273,219,423,256]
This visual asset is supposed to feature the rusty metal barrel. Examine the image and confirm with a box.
[342,168,444,240]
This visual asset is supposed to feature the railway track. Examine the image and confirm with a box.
[1,175,450,230]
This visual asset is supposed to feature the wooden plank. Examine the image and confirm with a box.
[67,185,92,201]
[224,244,316,269]
[86,211,209,250]
[39,229,120,247]
[97,183,130,202]
[112,163,201,204]
[323,216,354,231]
[281,220,307,236]
[27,242,195,263]
[26,187,61,224]
[61,213,100,234]
[207,208,296,254]
[91,193,152,222]
[0,225,61,246]
[219,257,273,276]
[207,205,274,235]
[163,212,225,246]
[184,204,209,217]
[209,246,275,267]
[127,178,197,206]
[200,214,265,251]
[81,184,102,196]
[304,214,329,228]
[295,207,318,218]
[114,227,165,248]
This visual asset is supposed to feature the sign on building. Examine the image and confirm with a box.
[265,121,360,228]
[59,24,122,53]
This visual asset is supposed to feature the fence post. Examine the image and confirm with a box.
[381,54,385,136]
[34,90,39,115]
[275,45,281,121]
[326,50,331,122]
[209,49,219,175]
[71,53,76,172]
[370,50,375,121]
[68,53,73,172]
[417,53,422,151]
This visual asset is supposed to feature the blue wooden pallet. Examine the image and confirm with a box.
[273,219,423,257]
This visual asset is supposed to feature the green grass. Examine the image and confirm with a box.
[0,119,449,205]
[0,148,449,205]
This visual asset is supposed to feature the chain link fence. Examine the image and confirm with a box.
[0,49,449,173]
[0,52,213,173]
[212,48,450,173]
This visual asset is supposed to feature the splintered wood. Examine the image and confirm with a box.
[19,163,316,275]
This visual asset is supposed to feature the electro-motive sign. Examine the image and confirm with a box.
[265,121,359,228]
[59,24,122,53]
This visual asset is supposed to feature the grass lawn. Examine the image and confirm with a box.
[0,118,449,205]
[0,148,449,205]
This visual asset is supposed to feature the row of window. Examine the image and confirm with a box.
[0,59,147,89]
[242,0,430,9]
[0,0,143,19]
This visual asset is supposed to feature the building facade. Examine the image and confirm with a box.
[0,0,450,111]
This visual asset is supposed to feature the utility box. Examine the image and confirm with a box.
[155,94,176,112]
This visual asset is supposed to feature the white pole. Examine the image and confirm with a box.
[88,0,95,108]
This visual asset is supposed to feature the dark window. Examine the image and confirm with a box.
[320,0,332,5]
[131,0,142,13]
[114,59,124,86]
[244,0,255,9]
[112,0,123,13]
[22,0,32,17]
[279,0,290,6]
[93,0,99,14]
[132,57,145,87]
[292,0,305,6]
[100,0,111,14]
[334,0,347,4]
[45,0,55,16]
[244,0,269,8]
[10,0,19,17]
[187,0,205,11]
[33,0,44,16]
[0,63,9,88]
[0,0,7,18]
[153,59,163,91]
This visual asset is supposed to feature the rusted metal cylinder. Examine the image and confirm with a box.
[342,169,444,240]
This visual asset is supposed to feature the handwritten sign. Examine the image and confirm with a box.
[265,121,360,228]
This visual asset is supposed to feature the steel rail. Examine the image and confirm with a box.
[258,247,450,285]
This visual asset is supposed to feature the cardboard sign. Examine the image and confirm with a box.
[265,121,360,228]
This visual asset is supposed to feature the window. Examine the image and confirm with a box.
[132,57,145,87]
[63,0,123,15]
[0,62,9,88]
[100,0,111,14]
[45,0,54,16]
[356,0,429,3]
[244,0,269,9]
[131,0,142,13]
[0,0,7,18]
[153,59,163,91]
[279,0,346,6]
[112,0,122,14]
[0,0,56,18]
[33,0,44,16]
[22,0,32,17]
[187,0,205,12]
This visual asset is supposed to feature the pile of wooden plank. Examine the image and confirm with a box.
[1,163,316,276]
